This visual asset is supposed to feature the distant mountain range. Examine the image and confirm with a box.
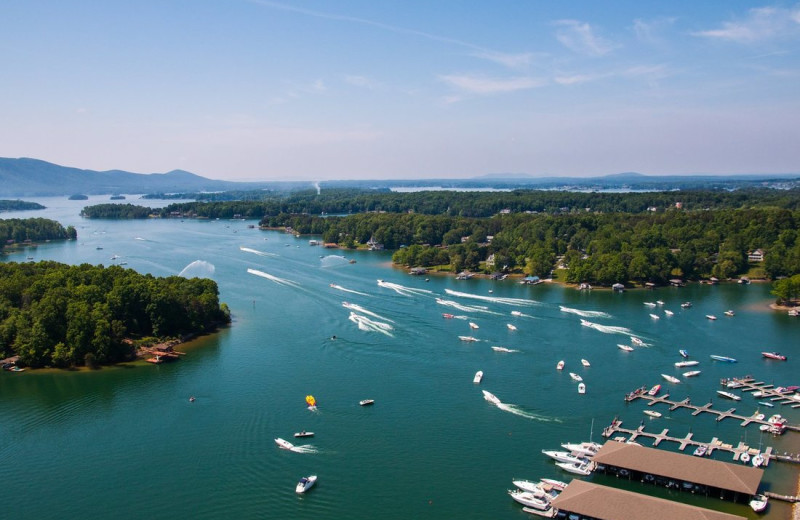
[0,157,797,197]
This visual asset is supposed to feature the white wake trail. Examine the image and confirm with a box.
[559,306,611,318]
[436,298,500,315]
[247,268,300,287]
[290,445,319,454]
[330,284,369,296]
[580,319,634,336]
[444,289,538,306]
[496,403,562,423]
[377,280,433,296]
[240,246,279,258]
[342,302,393,322]
[348,312,394,337]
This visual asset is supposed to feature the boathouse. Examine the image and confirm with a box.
[551,480,747,520]
[591,441,762,503]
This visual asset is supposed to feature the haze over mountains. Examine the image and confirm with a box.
[0,157,797,197]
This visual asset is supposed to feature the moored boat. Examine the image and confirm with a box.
[556,360,565,370]
[555,461,593,476]
[617,344,634,352]
[647,384,661,396]
[539,478,568,491]
[295,475,317,493]
[560,442,601,457]
[294,431,314,438]
[716,390,741,401]
[682,370,701,378]
[577,382,586,394]
[508,489,551,510]
[569,372,583,382]
[762,351,787,361]
[473,371,483,383]
[679,349,689,358]
[749,494,768,513]
[643,410,662,418]
[661,374,680,384]
[541,450,588,465]
[693,445,707,457]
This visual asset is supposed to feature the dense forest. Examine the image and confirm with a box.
[0,261,231,368]
[0,200,45,211]
[80,203,153,219]
[1,218,77,245]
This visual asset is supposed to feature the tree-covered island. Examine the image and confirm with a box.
[0,200,46,212]
[1,217,77,248]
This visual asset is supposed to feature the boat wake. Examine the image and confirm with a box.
[444,289,538,306]
[348,312,394,337]
[342,302,393,322]
[290,445,319,454]
[240,246,279,258]
[377,280,433,297]
[247,268,300,287]
[496,403,562,423]
[580,319,634,336]
[331,284,369,296]
[559,306,611,318]
[178,260,215,279]
[436,298,500,315]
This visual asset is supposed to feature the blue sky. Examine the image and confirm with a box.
[2,1,799,181]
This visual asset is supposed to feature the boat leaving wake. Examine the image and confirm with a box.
[496,403,562,423]
[348,312,394,337]
[342,302,393,322]
[290,445,319,454]
[331,284,369,296]
[240,246,279,258]
[377,280,433,297]
[559,306,611,318]
[580,319,633,336]
[436,298,500,315]
[444,289,538,306]
[247,268,300,287]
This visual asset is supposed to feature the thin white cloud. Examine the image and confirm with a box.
[554,73,604,85]
[554,20,616,56]
[438,74,546,95]
[693,6,800,42]
[472,51,535,69]
[633,17,677,45]
[344,75,377,89]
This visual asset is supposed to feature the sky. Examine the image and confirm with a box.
[1,1,799,181]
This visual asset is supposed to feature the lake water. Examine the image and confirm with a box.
[1,197,799,519]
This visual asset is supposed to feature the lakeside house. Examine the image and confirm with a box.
[748,249,765,262]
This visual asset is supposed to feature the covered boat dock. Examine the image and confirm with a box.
[551,480,747,520]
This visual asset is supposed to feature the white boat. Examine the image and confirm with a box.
[740,452,751,464]
[458,335,479,342]
[578,383,586,394]
[469,322,480,329]
[473,371,483,383]
[679,349,689,358]
[492,346,517,353]
[710,355,737,362]
[716,390,741,401]
[508,490,551,510]
[749,494,768,513]
[681,302,692,308]
[555,461,592,476]
[506,323,517,331]
[630,337,645,346]
[647,384,661,396]
[617,344,634,352]
[541,450,587,465]
[560,442,601,457]
[556,360,565,370]
[294,431,314,438]
[644,302,657,307]
[569,372,583,382]
[359,399,375,406]
[482,390,501,406]
[581,359,590,367]
[275,438,295,450]
[706,314,717,320]
[664,309,674,316]
[724,310,735,317]
[674,360,699,367]
[661,374,680,384]
[511,310,523,316]
[539,478,568,491]
[512,479,548,495]
[656,300,665,305]
[295,475,317,493]
[694,445,707,457]
[758,401,774,407]
[649,313,660,320]
[643,410,662,418]
[682,370,701,377]
[753,413,765,421]
[752,454,765,467]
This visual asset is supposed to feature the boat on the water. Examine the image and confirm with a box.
[569,372,583,382]
[649,313,660,320]
[581,359,590,367]
[674,360,699,367]
[643,410,662,418]
[473,371,483,383]
[539,478,568,491]
[683,370,701,378]
[716,390,741,401]
[617,344,634,352]
[578,383,586,394]
[693,445,707,457]
[560,442,601,457]
[442,313,455,319]
[710,355,737,363]
[644,302,656,307]
[294,431,314,438]
[507,323,517,331]
[295,475,317,493]
[469,322,479,329]
[555,461,593,476]
[482,390,501,406]
[679,349,689,358]
[511,479,549,495]
[630,337,645,346]
[749,494,768,513]
[359,399,375,406]
[664,309,674,316]
[724,310,735,317]
[706,314,717,320]
[511,310,522,316]
[647,384,661,396]
[458,336,479,342]
[661,374,680,384]
[556,360,565,370]
[275,438,295,450]
[541,450,588,465]
[762,351,787,361]
[759,401,775,408]
[491,346,517,353]
[681,302,692,308]
[752,454,765,467]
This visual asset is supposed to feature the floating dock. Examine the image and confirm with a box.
[720,376,800,409]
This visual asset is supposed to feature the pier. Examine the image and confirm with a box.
[721,376,800,409]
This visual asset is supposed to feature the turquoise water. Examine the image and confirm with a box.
[1,197,799,519]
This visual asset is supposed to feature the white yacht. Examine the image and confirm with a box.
[555,461,593,475]
[473,371,483,384]
[482,390,501,406]
[295,475,317,493]
[569,372,583,382]
[541,450,587,465]
[275,438,294,450]
[661,374,680,384]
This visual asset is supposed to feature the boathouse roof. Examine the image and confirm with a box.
[551,480,747,520]
[591,441,762,495]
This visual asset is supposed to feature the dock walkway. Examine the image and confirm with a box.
[721,376,800,409]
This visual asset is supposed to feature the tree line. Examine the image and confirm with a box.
[1,218,77,245]
[0,261,231,368]
[0,200,45,211]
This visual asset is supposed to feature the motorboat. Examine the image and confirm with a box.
[644,302,657,307]
[560,442,601,457]
[693,445,708,457]
[674,360,699,367]
[758,401,774,408]
[679,349,689,358]
[726,380,743,388]
[716,390,741,401]
[753,413,765,421]
[473,371,483,383]
[643,410,662,418]
[724,310,735,317]
[539,478,568,491]
[681,302,692,308]
[656,300,665,306]
[512,479,548,495]
[661,374,680,384]
[275,438,295,450]
[508,489,551,510]
[482,390,501,406]
[507,323,517,331]
[664,310,674,316]
[359,399,375,406]
[555,461,593,476]
[682,370,701,378]
[511,310,523,316]
[458,336,479,342]
[578,383,586,394]
[556,360,565,370]
[647,384,661,396]
[649,313,660,320]
[541,450,587,465]
[442,313,455,319]
[710,355,737,362]
[469,322,479,329]
[752,454,765,467]
[749,494,768,513]
[569,372,583,382]
[295,475,317,493]
[762,352,787,361]
[294,431,315,438]
[581,359,590,367]
[740,452,751,464]
[706,314,717,320]
[491,346,517,353]
[630,337,645,346]
[617,344,634,352]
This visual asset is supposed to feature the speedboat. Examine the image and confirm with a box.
[469,322,479,329]
[716,390,741,401]
[560,442,601,457]
[647,384,661,396]
[656,300,665,305]
[512,479,548,495]
[681,302,692,308]
[706,314,717,320]
[275,438,295,450]
[752,454,765,467]
[296,475,317,493]
[556,360,565,370]
[758,401,775,408]
[649,313,660,320]
[644,302,657,307]
[661,374,680,384]
[740,452,751,464]
[458,336,479,342]
[508,489,550,510]
[617,344,634,352]
[539,478,568,491]
[664,310,674,316]
[482,390,501,406]
[693,445,707,457]
[555,461,593,476]
[511,310,523,316]
[753,413,765,421]
[541,450,587,465]
[506,323,517,331]
[569,372,583,382]
[473,371,483,383]
[442,313,455,319]
[359,399,375,406]
[679,349,689,358]
[630,337,645,346]
[674,360,699,367]
[294,431,314,438]
[682,370,701,377]
[749,494,768,513]
[578,383,586,394]
[644,410,662,418]
[581,359,590,367]
[762,351,787,361]
[491,346,516,353]
[724,310,735,317]
[710,355,737,362]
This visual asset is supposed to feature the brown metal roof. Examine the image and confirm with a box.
[591,441,762,495]
[551,480,748,520]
